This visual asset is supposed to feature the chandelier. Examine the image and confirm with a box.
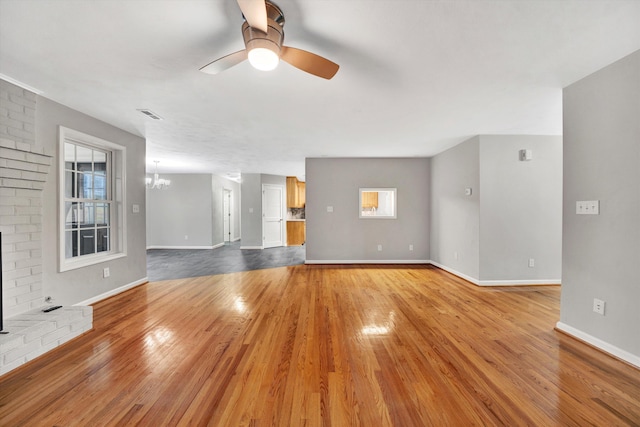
[145,161,171,190]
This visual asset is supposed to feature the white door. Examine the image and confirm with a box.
[262,184,284,248]
[223,189,231,243]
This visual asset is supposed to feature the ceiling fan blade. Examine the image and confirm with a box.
[280,46,339,80]
[199,50,248,75]
[236,0,268,33]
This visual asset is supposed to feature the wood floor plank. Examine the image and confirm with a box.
[1,264,639,426]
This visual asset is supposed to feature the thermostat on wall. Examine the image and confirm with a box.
[519,149,533,161]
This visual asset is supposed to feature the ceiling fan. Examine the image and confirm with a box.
[200,0,339,79]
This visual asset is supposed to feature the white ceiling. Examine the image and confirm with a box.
[1,1,639,180]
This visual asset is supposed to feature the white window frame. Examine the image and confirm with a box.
[359,188,397,219]
[58,126,127,272]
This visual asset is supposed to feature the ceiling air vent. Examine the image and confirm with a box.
[137,109,163,120]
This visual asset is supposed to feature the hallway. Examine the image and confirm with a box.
[146,241,306,281]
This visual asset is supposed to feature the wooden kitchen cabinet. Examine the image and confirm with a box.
[361,191,378,208]
[297,182,305,207]
[287,221,305,246]
[287,177,306,208]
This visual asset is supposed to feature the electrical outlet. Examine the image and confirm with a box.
[576,200,600,215]
[184,235,189,240]
[454,251,459,260]
[409,244,414,251]
[528,258,535,268]
[103,267,110,278]
[593,298,605,315]
[377,244,382,251]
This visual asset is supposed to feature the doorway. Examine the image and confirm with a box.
[223,189,232,243]
[262,184,284,248]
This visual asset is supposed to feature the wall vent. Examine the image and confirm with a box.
[137,109,163,120]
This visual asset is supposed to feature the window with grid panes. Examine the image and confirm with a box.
[59,127,126,271]
[63,142,111,258]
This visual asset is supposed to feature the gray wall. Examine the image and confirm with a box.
[305,158,430,262]
[240,173,263,248]
[430,137,480,279]
[240,173,286,248]
[37,96,147,306]
[146,173,240,248]
[430,135,562,284]
[560,50,640,362]
[146,174,213,248]
[479,135,562,282]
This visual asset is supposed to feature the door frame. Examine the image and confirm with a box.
[223,188,232,243]
[262,183,285,248]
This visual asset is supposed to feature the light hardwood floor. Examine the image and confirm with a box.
[1,265,639,426]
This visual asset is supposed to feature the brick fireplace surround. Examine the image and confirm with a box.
[0,80,93,375]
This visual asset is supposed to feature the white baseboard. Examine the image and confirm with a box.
[240,246,264,250]
[428,261,560,286]
[305,260,429,265]
[231,237,241,242]
[427,261,479,284]
[555,322,640,369]
[74,277,148,306]
[146,244,222,250]
[478,279,561,286]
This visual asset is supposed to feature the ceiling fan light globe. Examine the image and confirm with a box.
[248,48,279,71]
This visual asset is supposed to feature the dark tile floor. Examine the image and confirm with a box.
[146,241,306,281]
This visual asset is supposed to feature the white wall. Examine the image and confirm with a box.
[305,158,430,263]
[1,79,51,316]
[37,96,147,306]
[559,50,640,366]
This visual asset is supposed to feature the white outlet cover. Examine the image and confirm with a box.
[576,200,600,215]
[593,298,605,315]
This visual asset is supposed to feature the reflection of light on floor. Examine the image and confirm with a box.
[362,325,391,335]
[144,327,174,350]
[361,311,396,336]
[234,296,247,314]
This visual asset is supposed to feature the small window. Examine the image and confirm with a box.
[59,127,126,271]
[359,188,397,219]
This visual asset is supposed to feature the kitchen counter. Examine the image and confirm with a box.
[287,218,305,222]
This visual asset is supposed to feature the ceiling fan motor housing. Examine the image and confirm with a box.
[242,1,285,55]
